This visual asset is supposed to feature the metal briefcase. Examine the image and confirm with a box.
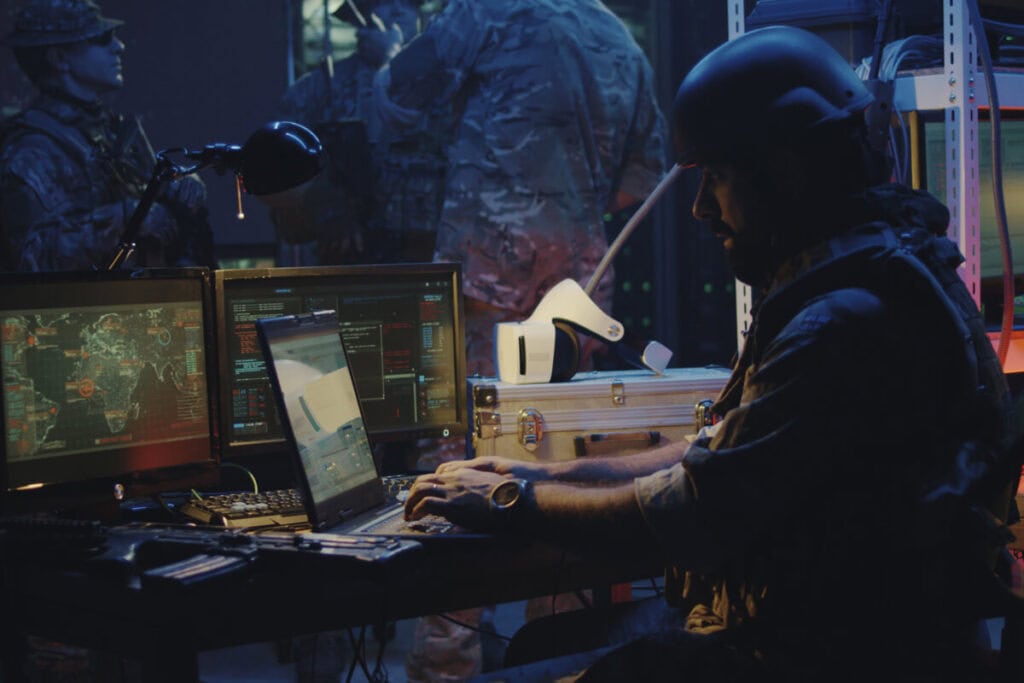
[469,366,731,462]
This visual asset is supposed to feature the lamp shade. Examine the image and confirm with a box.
[238,121,325,197]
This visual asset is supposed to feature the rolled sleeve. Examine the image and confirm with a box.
[635,463,695,558]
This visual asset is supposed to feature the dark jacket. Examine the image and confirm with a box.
[637,185,1015,681]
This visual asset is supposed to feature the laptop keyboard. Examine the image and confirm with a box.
[180,489,308,529]
[355,510,454,536]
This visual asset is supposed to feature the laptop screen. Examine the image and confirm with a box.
[257,310,383,530]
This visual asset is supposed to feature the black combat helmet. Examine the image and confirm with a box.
[6,0,123,47]
[673,25,873,167]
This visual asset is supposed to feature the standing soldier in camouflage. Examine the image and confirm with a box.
[376,0,668,382]
[273,0,448,265]
[374,1,668,679]
[0,0,214,271]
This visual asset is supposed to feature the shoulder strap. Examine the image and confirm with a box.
[4,108,95,168]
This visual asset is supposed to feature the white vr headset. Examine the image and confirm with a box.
[494,279,673,384]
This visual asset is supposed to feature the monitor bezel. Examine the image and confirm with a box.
[213,262,468,461]
[0,268,220,514]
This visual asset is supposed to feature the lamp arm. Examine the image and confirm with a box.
[104,151,203,270]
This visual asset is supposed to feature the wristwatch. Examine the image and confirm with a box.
[488,478,531,526]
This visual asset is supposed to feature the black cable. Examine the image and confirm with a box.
[345,625,378,683]
[372,620,390,683]
[344,626,364,679]
[983,18,1024,38]
[869,0,895,82]
[153,492,177,517]
[311,633,320,683]
[968,0,1014,366]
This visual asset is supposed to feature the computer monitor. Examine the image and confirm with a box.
[213,263,467,461]
[915,109,1024,299]
[0,269,219,513]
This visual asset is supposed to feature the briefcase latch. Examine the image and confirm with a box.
[473,384,502,439]
[517,408,544,452]
[611,380,625,406]
[476,410,502,439]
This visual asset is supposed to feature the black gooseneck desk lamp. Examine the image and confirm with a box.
[105,120,325,271]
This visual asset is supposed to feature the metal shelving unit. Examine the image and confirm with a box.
[895,0,983,305]
[729,0,1022,352]
[729,2,752,353]
[893,1,1024,309]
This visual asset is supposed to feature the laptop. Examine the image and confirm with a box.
[255,309,481,538]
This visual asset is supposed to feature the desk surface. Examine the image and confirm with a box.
[0,521,662,681]
[7,494,1021,681]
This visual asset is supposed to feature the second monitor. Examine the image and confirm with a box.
[214,263,467,460]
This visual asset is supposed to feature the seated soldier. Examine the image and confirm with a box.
[403,26,1021,683]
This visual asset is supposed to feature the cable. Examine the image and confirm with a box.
[345,624,390,682]
[372,621,389,682]
[856,34,944,186]
[969,0,1015,367]
[860,12,1014,364]
[219,461,260,493]
[868,0,894,82]
[344,628,359,683]
[152,493,178,517]
[584,164,684,297]
[983,18,1024,38]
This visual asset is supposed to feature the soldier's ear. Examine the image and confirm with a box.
[44,45,71,75]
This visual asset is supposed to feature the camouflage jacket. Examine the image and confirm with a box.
[276,53,449,264]
[378,0,668,313]
[0,92,213,271]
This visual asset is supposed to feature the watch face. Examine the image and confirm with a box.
[492,480,521,507]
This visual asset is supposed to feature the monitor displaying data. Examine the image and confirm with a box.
[214,263,467,457]
[920,112,1024,282]
[0,269,218,497]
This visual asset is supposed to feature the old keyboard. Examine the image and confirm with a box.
[179,489,308,529]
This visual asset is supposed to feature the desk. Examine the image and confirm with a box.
[0,523,662,683]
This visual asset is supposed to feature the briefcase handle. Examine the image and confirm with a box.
[572,431,661,457]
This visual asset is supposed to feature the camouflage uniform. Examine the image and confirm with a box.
[0,0,213,272]
[377,2,667,680]
[378,0,668,316]
[274,15,448,265]
[0,93,213,270]
[273,55,379,264]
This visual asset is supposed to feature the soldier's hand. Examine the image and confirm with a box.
[403,469,507,529]
[356,23,403,69]
[161,174,207,214]
[136,202,179,246]
[317,226,366,265]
